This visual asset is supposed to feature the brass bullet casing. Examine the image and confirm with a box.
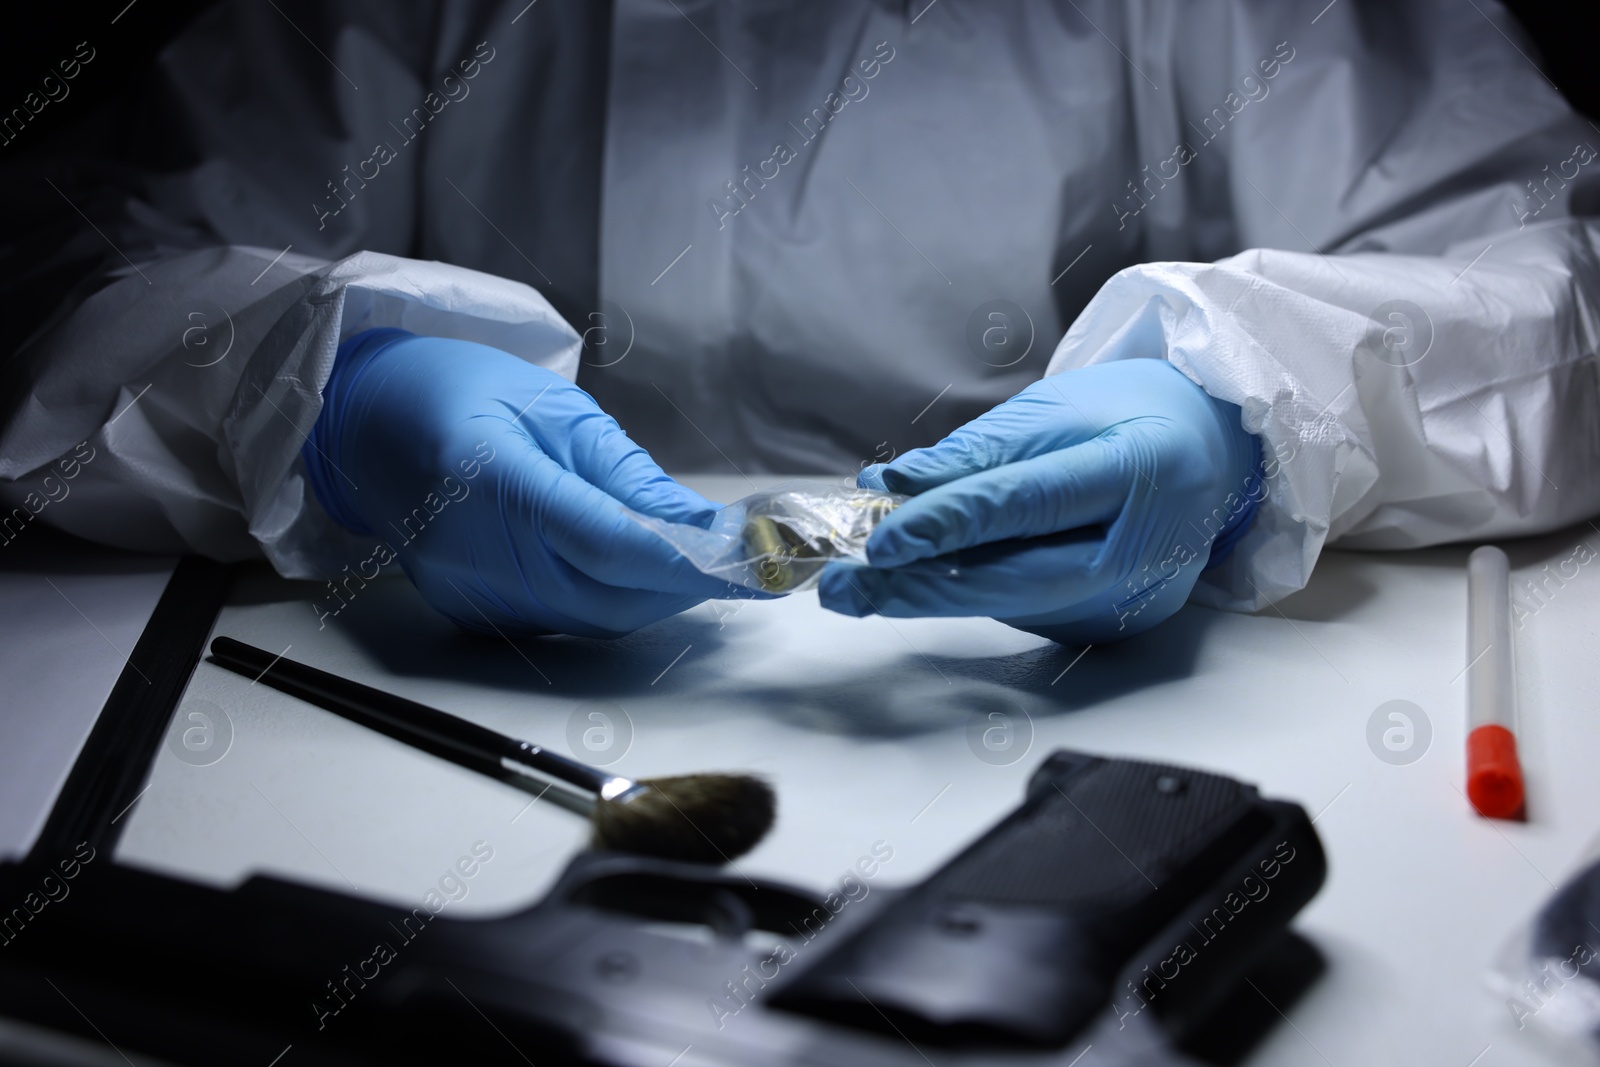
[744,516,825,592]
[741,492,900,593]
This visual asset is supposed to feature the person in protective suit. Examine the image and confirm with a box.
[1,0,1596,643]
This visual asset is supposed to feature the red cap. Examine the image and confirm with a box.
[1467,724,1525,819]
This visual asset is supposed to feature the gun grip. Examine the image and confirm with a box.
[769,749,1325,1047]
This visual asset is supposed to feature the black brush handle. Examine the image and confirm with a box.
[207,636,614,796]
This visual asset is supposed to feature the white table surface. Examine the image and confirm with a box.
[52,474,1600,1066]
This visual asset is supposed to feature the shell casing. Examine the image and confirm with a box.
[739,495,901,593]
[743,516,828,592]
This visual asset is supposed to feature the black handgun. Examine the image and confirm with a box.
[1,749,1324,1066]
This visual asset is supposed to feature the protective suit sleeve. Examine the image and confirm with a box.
[0,2,579,577]
[1047,0,1600,610]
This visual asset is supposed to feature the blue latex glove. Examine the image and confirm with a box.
[303,329,736,638]
[818,359,1263,643]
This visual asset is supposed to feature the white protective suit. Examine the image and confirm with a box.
[1,0,1597,611]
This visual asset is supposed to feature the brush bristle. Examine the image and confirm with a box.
[590,774,775,864]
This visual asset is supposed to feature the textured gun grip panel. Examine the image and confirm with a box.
[770,750,1323,1048]
[936,754,1257,909]
[1111,798,1325,1040]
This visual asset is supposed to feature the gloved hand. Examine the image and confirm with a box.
[303,328,736,638]
[817,359,1263,643]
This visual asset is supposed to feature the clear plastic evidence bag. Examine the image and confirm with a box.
[635,480,907,594]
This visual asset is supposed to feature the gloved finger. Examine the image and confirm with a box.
[878,378,1098,493]
[574,426,721,526]
[416,441,729,635]
[856,464,890,491]
[865,437,1133,567]
[497,379,720,527]
[818,533,1108,618]
[498,441,736,599]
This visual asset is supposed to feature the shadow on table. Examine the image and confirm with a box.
[1266,554,1381,622]
[1272,519,1600,620]
[232,562,1228,738]
[718,600,1220,738]
[258,566,746,697]
[243,523,1522,741]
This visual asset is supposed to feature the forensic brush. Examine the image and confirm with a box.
[207,636,775,864]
